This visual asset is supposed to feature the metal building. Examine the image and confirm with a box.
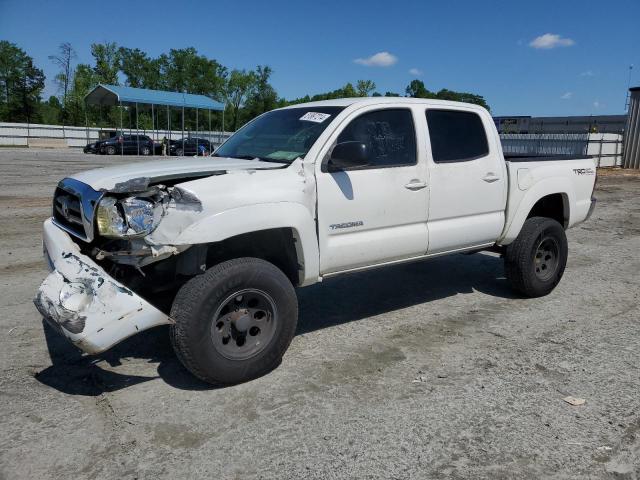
[494,115,627,134]
[623,87,640,169]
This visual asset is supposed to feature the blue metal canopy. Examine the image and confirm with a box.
[85,84,224,110]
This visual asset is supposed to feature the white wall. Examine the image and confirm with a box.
[587,133,623,167]
[0,122,232,148]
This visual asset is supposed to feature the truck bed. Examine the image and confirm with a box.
[505,154,593,162]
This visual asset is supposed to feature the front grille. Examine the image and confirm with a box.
[51,178,103,242]
[53,189,84,237]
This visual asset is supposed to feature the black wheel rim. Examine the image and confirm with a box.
[210,289,278,360]
[534,235,559,281]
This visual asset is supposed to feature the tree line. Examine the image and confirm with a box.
[0,40,490,133]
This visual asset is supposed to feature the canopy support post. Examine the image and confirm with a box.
[196,108,199,155]
[84,101,89,147]
[182,106,185,156]
[135,102,140,155]
[151,103,155,156]
[208,109,212,154]
[119,101,123,157]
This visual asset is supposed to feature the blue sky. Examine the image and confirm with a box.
[1,0,639,116]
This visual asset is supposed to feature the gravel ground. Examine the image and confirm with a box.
[1,148,639,479]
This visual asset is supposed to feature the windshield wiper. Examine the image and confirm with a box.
[212,154,261,160]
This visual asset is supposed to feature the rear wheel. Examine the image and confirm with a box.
[504,216,568,297]
[170,258,298,385]
[175,148,183,156]
[106,145,116,155]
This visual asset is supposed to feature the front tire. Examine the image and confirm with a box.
[504,216,568,297]
[106,145,116,155]
[170,258,298,385]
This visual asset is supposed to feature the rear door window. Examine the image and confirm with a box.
[426,109,489,163]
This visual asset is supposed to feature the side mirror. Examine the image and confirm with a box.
[326,141,369,171]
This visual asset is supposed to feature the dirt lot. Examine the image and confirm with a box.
[1,148,639,479]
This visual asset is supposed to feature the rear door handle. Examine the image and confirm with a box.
[482,173,500,183]
[404,180,427,191]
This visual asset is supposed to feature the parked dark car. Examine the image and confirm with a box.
[99,135,155,155]
[83,141,102,154]
[168,137,212,156]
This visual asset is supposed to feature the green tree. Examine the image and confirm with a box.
[12,58,45,122]
[0,42,44,122]
[405,79,431,98]
[404,80,490,110]
[224,69,256,131]
[119,47,160,88]
[433,88,490,111]
[66,63,99,126]
[91,42,120,84]
[243,65,278,121]
[160,48,226,97]
[48,42,76,125]
[356,79,376,97]
[40,95,63,124]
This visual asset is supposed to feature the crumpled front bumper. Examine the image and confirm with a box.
[34,218,172,354]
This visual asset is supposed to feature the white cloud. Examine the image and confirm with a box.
[408,68,422,76]
[561,92,573,100]
[529,33,575,49]
[354,51,398,67]
[593,100,601,109]
[580,70,595,77]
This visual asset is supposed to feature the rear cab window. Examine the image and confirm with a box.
[426,109,489,163]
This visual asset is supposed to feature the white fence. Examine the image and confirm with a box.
[0,122,232,148]
[500,132,623,167]
[0,121,625,167]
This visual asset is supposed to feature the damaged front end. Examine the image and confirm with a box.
[36,176,206,354]
[35,219,173,354]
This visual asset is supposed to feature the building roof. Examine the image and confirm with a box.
[85,84,224,110]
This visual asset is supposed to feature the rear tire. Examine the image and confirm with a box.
[175,148,184,156]
[170,258,298,385]
[106,145,116,155]
[504,216,568,297]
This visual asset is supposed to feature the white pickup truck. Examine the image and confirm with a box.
[35,97,597,385]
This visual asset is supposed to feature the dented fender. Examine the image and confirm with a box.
[34,219,172,354]
[167,202,320,286]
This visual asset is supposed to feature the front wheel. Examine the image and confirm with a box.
[504,216,568,297]
[106,145,116,155]
[170,258,298,385]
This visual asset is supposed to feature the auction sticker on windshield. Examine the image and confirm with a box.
[299,112,331,123]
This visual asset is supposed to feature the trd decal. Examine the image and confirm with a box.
[573,168,595,175]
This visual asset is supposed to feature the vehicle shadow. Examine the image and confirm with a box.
[35,251,517,395]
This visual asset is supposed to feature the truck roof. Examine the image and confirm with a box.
[280,96,487,111]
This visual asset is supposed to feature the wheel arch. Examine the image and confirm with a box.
[499,177,575,245]
[172,203,319,286]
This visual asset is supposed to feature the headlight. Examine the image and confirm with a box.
[96,196,162,238]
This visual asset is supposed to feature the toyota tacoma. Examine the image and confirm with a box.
[34,98,597,385]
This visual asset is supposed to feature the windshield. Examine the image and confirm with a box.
[214,106,345,163]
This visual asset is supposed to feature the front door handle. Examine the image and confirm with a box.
[482,173,500,183]
[404,180,427,191]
